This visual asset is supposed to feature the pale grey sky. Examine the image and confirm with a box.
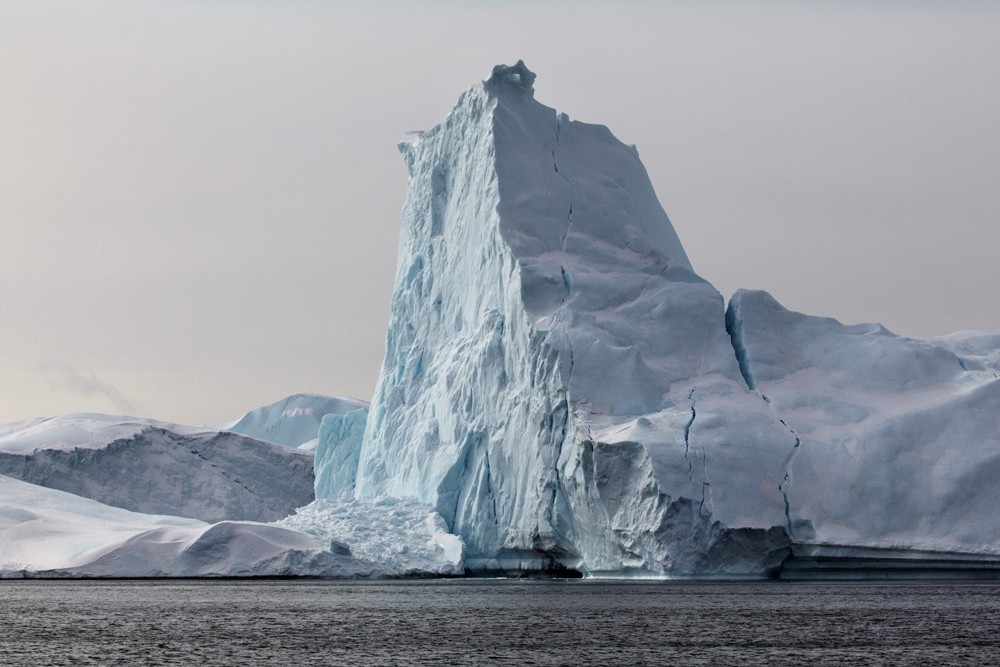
[1,1,998,425]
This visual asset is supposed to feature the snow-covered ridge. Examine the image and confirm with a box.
[0,413,210,454]
[0,415,316,523]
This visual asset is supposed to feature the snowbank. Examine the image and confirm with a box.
[0,475,376,578]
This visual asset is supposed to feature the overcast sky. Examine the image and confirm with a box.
[2,1,998,425]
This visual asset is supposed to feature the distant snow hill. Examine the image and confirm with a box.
[0,413,312,522]
[211,393,370,451]
[0,394,366,524]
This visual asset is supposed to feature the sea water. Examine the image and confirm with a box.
[1,580,998,665]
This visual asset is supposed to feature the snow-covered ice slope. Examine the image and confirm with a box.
[0,414,315,523]
[728,289,1000,555]
[334,62,794,576]
[213,393,369,449]
[0,474,452,578]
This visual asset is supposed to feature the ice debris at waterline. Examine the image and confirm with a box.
[311,60,1000,578]
[278,497,465,576]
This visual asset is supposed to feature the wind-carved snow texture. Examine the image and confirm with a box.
[324,61,796,576]
[727,289,1000,557]
[0,414,315,523]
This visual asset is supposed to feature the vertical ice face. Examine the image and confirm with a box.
[314,408,367,499]
[341,62,794,575]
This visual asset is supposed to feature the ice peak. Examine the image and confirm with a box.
[486,60,536,97]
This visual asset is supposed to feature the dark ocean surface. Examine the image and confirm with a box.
[1,580,998,665]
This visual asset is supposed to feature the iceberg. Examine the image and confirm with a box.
[0,413,315,523]
[314,60,1000,578]
[0,401,461,579]
[316,61,792,576]
[0,474,368,578]
[212,393,369,450]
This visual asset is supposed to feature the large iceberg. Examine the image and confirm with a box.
[315,61,1000,577]
[318,62,792,576]
[5,61,998,579]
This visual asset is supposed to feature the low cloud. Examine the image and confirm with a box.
[38,361,136,415]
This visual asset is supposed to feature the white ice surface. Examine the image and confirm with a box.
[728,289,1000,555]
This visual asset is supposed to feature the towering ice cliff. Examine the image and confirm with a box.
[314,61,1000,577]
[315,62,791,575]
